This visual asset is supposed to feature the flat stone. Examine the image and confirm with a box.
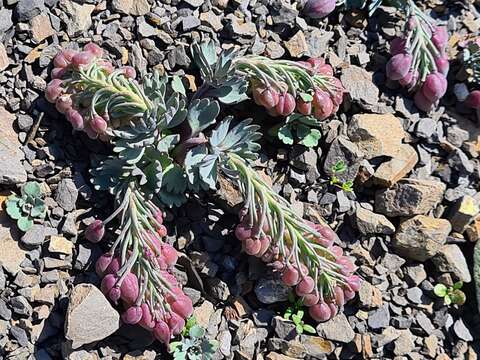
[55,178,78,212]
[229,15,256,36]
[0,193,27,275]
[432,244,471,282]
[300,335,333,356]
[16,0,44,21]
[376,326,401,347]
[347,113,404,159]
[255,278,290,304]
[316,314,355,343]
[48,236,73,255]
[200,11,223,32]
[354,206,395,235]
[424,335,438,358]
[112,0,150,15]
[449,195,479,233]
[368,304,390,329]
[373,144,418,187]
[60,0,95,36]
[341,65,379,105]
[65,284,120,349]
[393,215,451,262]
[453,318,473,342]
[404,264,427,286]
[0,43,9,71]
[193,300,214,329]
[21,225,57,248]
[323,135,363,183]
[0,107,27,185]
[375,179,446,217]
[30,14,54,42]
[393,330,415,356]
[285,31,308,58]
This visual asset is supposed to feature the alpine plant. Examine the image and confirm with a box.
[386,1,449,112]
[45,40,360,341]
[455,38,480,111]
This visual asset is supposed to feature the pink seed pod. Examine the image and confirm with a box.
[258,88,280,109]
[398,70,419,88]
[156,255,168,270]
[45,79,64,103]
[303,292,320,307]
[153,320,171,344]
[106,257,121,275]
[432,26,448,52]
[54,53,69,68]
[296,98,312,115]
[303,0,336,19]
[244,238,262,256]
[122,66,137,79]
[309,302,332,322]
[154,210,164,225]
[330,78,344,105]
[465,90,480,109]
[333,286,345,306]
[331,245,343,257]
[296,276,315,296]
[257,236,271,257]
[161,244,178,266]
[281,265,300,286]
[165,287,185,303]
[306,57,325,70]
[108,287,121,303]
[421,72,447,102]
[139,303,156,329]
[62,49,77,62]
[261,246,279,263]
[346,275,361,292]
[275,93,296,117]
[414,91,434,112]
[83,42,104,58]
[343,287,356,301]
[90,115,108,134]
[328,303,338,318]
[160,270,178,287]
[66,109,84,130]
[168,312,186,335]
[97,60,114,74]
[72,51,94,69]
[337,256,355,275]
[317,64,334,76]
[95,253,113,277]
[55,95,73,114]
[157,224,167,237]
[386,53,413,81]
[85,219,105,243]
[390,37,407,56]
[435,56,449,76]
[122,306,143,325]
[311,224,335,248]
[101,274,117,295]
[84,122,99,139]
[313,90,334,120]
[120,272,140,305]
[51,67,66,79]
[235,223,252,241]
[170,296,193,319]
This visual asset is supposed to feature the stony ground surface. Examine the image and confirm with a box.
[0,0,480,359]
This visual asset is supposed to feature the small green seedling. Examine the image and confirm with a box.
[283,293,316,335]
[330,160,353,192]
[5,182,47,232]
[433,282,466,306]
[170,324,219,360]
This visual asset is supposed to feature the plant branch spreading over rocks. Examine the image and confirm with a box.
[44,41,360,344]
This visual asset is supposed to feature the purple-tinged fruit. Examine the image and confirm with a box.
[122,306,143,325]
[85,220,105,243]
[386,53,413,81]
[303,0,336,19]
[421,72,447,102]
[465,90,480,109]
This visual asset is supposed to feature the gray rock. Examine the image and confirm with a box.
[354,206,395,235]
[453,319,473,342]
[272,316,297,340]
[416,311,435,334]
[254,278,290,304]
[55,179,78,212]
[10,325,29,346]
[404,264,427,286]
[341,66,379,105]
[21,225,57,248]
[15,0,45,21]
[323,136,363,183]
[183,287,201,306]
[447,126,469,147]
[0,299,12,320]
[65,284,120,349]
[368,304,390,329]
[382,253,406,272]
[205,277,230,301]
[253,309,275,328]
[316,314,355,343]
[62,213,78,237]
[0,107,27,185]
[0,8,13,35]
[182,15,201,31]
[393,215,451,262]
[406,288,423,304]
[375,179,446,217]
[448,149,474,174]
[10,296,33,316]
[375,326,401,347]
[17,114,34,131]
[432,244,471,283]
[393,330,415,356]
[0,267,5,290]
[415,118,436,138]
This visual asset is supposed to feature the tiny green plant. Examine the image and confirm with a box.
[6,182,47,232]
[433,282,466,306]
[283,293,316,335]
[170,325,219,360]
[329,160,353,192]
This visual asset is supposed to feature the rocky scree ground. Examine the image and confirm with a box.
[0,0,480,359]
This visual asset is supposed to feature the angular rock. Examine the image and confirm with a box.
[375,179,446,217]
[300,335,333,356]
[393,215,451,261]
[55,178,78,212]
[393,330,415,356]
[316,314,355,343]
[285,31,308,58]
[30,14,54,43]
[323,136,363,183]
[453,319,473,342]
[432,244,471,283]
[0,43,8,71]
[65,284,120,349]
[0,107,27,185]
[193,301,214,329]
[21,225,57,248]
[466,215,480,242]
[16,0,45,21]
[373,144,418,187]
[48,236,73,255]
[449,195,479,233]
[112,0,150,15]
[60,0,95,36]
[368,304,390,329]
[341,66,379,105]
[354,207,395,235]
[347,113,404,159]
[254,278,290,304]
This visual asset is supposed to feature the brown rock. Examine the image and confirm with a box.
[348,113,405,159]
[60,1,95,36]
[285,31,308,58]
[449,195,479,233]
[0,43,9,71]
[48,236,73,255]
[30,14,54,43]
[200,11,223,32]
[112,0,150,15]
[340,66,379,105]
[424,334,438,358]
[0,107,27,185]
[301,335,333,356]
[373,144,418,187]
[466,214,480,242]
[393,215,451,261]
[192,300,214,329]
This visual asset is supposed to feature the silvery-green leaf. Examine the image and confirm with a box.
[22,182,41,198]
[17,217,33,232]
[189,325,205,339]
[210,116,232,148]
[198,154,219,189]
[171,75,186,96]
[278,125,294,145]
[187,98,220,135]
[118,148,145,165]
[6,202,22,220]
[157,134,180,152]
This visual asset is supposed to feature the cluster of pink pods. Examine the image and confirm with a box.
[87,211,193,344]
[386,25,449,112]
[235,220,360,322]
[251,57,344,120]
[465,90,480,110]
[45,43,136,139]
